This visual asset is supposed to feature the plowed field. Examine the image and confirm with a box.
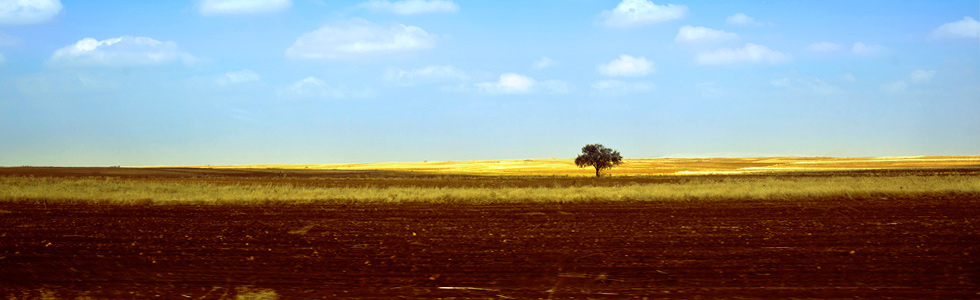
[2,197,978,299]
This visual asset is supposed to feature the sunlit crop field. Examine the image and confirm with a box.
[2,156,978,205]
[199,155,980,176]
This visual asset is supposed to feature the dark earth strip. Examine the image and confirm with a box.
[1,197,978,299]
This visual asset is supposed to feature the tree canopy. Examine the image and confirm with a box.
[574,144,623,178]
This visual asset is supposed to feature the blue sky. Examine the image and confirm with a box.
[1,0,978,166]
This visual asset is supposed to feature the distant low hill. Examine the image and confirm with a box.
[198,156,980,176]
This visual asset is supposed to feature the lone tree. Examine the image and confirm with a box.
[575,143,623,178]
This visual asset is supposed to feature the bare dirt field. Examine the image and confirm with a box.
[1,163,978,299]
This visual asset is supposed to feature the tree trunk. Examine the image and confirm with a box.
[595,166,601,178]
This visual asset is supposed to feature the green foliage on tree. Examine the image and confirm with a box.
[574,144,623,178]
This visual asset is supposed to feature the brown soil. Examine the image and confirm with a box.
[1,199,977,299]
[1,167,978,299]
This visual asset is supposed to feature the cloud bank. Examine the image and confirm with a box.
[0,0,62,25]
[286,19,435,60]
[598,55,653,77]
[47,36,197,67]
[600,0,687,28]
[930,16,980,39]
[675,26,737,44]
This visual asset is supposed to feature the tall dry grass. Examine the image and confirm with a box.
[1,174,977,205]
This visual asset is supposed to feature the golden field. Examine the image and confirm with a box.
[199,155,980,176]
[1,156,978,205]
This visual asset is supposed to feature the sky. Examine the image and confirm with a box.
[1,0,978,166]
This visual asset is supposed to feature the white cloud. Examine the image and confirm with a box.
[199,0,291,16]
[592,80,655,96]
[881,80,907,93]
[533,57,558,69]
[0,0,62,25]
[474,73,566,94]
[851,42,885,56]
[280,76,374,99]
[909,70,936,84]
[385,65,467,86]
[600,0,687,28]
[726,13,763,26]
[841,73,856,82]
[285,19,435,60]
[806,42,841,52]
[359,0,458,15]
[476,73,535,94]
[47,36,197,67]
[930,17,980,39]
[675,25,737,44]
[598,55,653,77]
[695,43,790,65]
[217,69,260,85]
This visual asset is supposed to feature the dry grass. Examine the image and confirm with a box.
[2,174,977,205]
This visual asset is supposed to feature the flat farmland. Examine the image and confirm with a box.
[1,157,978,299]
[200,155,980,176]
